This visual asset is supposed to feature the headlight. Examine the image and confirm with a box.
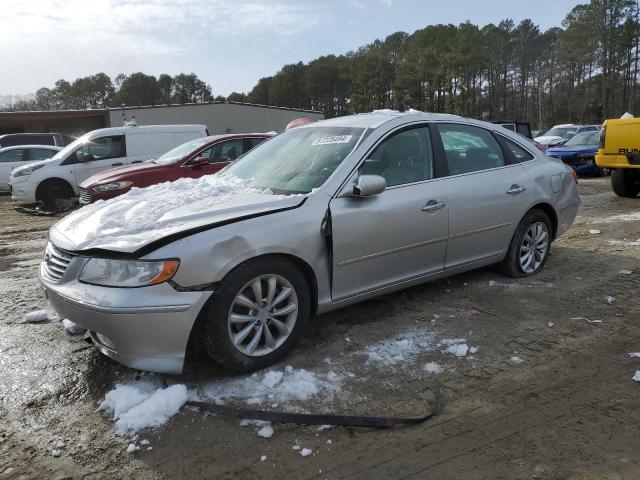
[92,181,133,193]
[12,164,44,177]
[79,258,179,288]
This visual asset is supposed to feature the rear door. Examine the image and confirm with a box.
[68,135,127,184]
[433,123,534,268]
[0,148,26,190]
[329,125,449,300]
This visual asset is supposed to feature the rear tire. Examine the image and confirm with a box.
[36,179,73,211]
[611,169,640,197]
[497,209,552,278]
[202,257,310,373]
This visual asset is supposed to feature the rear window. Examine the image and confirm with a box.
[0,134,55,147]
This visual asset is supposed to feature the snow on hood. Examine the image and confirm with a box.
[51,175,305,253]
[534,135,566,145]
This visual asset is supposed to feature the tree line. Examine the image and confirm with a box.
[2,0,638,129]
[1,72,216,112]
[242,0,640,128]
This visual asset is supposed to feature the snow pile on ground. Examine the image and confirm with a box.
[510,356,524,364]
[24,310,49,323]
[98,382,187,434]
[364,329,435,367]
[203,366,343,406]
[633,371,640,382]
[57,174,300,250]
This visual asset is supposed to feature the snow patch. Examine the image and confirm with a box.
[257,424,274,439]
[203,367,342,406]
[98,383,187,434]
[24,310,48,323]
[62,319,87,335]
[510,356,524,365]
[633,371,640,382]
[608,239,640,247]
[300,448,313,457]
[424,362,443,375]
[364,330,435,367]
[262,371,283,389]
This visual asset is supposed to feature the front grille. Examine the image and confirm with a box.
[43,242,75,281]
[79,188,91,204]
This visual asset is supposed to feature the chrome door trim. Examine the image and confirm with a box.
[336,236,448,267]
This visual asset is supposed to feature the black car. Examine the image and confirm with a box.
[0,133,64,148]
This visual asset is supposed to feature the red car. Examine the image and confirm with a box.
[79,133,273,204]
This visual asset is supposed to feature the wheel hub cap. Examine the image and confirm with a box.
[519,221,549,274]
[227,274,298,357]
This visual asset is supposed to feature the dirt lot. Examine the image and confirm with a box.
[1,177,639,480]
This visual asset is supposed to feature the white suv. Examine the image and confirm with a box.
[10,124,208,209]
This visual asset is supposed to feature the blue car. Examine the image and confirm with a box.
[545,131,609,177]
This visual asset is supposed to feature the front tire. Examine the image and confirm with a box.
[497,209,552,278]
[36,179,73,211]
[611,169,640,197]
[202,257,310,373]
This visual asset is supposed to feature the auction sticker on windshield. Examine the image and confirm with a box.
[311,135,353,146]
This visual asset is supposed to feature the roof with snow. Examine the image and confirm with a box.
[305,110,465,129]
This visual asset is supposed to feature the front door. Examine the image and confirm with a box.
[433,123,533,268]
[71,135,127,184]
[329,125,449,301]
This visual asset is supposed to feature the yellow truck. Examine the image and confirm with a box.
[595,117,640,197]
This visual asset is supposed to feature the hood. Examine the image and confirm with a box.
[534,135,566,146]
[11,157,57,176]
[546,145,598,158]
[79,161,166,188]
[50,175,306,254]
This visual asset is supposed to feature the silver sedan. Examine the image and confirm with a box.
[39,111,580,373]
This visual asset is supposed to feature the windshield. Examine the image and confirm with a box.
[154,138,209,165]
[564,131,599,146]
[544,127,577,140]
[222,127,365,194]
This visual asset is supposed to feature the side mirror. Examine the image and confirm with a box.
[348,174,386,197]
[190,157,209,168]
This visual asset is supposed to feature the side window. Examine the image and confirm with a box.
[76,135,126,162]
[211,139,244,163]
[197,147,215,162]
[499,137,534,163]
[0,149,24,162]
[28,148,56,161]
[249,137,267,149]
[436,124,505,175]
[360,126,434,187]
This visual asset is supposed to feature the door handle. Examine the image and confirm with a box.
[111,162,123,166]
[422,200,446,213]
[507,185,526,196]
[131,160,143,164]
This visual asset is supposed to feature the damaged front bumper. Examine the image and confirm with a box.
[39,262,212,374]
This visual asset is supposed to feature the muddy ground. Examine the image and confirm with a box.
[1,177,639,480]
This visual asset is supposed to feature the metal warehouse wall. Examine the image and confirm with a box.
[108,103,324,133]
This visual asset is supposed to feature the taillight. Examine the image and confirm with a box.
[571,169,578,184]
[598,127,606,149]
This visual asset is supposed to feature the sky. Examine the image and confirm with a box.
[1,0,583,98]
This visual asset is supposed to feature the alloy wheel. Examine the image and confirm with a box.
[519,221,549,274]
[227,274,298,356]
